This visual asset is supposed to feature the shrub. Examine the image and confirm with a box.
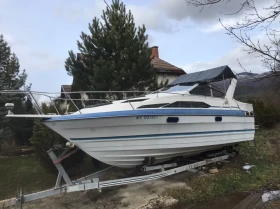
[249,98,278,128]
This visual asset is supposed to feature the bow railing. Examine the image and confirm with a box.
[0,90,151,115]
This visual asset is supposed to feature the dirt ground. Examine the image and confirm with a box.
[6,153,280,209]
[9,171,191,209]
[6,168,257,209]
[6,166,280,209]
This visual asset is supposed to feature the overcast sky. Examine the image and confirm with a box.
[0,0,272,93]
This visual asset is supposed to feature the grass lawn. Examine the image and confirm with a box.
[0,154,96,200]
[167,125,280,205]
[0,155,56,200]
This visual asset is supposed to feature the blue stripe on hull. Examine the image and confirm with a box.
[47,109,248,122]
[70,129,255,141]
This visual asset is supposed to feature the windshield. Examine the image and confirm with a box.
[160,85,193,93]
[189,84,226,98]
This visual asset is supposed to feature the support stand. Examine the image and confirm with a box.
[47,149,74,187]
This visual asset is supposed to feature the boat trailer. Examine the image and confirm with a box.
[0,148,231,208]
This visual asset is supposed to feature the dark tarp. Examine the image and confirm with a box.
[167,65,236,87]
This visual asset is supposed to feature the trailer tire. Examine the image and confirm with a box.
[229,149,239,157]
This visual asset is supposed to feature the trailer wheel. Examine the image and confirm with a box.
[229,149,239,157]
[216,161,223,169]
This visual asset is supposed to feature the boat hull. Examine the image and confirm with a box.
[43,112,255,168]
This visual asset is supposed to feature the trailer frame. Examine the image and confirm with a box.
[0,148,230,209]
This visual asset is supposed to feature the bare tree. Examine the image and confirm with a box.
[186,0,280,78]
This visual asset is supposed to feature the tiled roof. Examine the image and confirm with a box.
[152,57,186,75]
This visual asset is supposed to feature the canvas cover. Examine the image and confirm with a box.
[167,65,236,87]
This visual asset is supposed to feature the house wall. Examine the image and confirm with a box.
[59,93,89,113]
[80,92,89,100]
[59,100,69,112]
[157,73,180,85]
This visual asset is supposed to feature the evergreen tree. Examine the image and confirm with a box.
[0,34,29,146]
[65,0,158,100]
[30,102,85,172]
[10,95,34,145]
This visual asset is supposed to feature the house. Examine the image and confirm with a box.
[150,46,186,84]
[59,85,72,111]
[60,46,185,111]
[60,85,88,111]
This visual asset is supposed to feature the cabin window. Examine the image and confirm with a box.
[85,102,112,108]
[137,103,169,109]
[162,101,210,108]
[215,116,222,122]
[122,98,149,103]
[167,117,179,123]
